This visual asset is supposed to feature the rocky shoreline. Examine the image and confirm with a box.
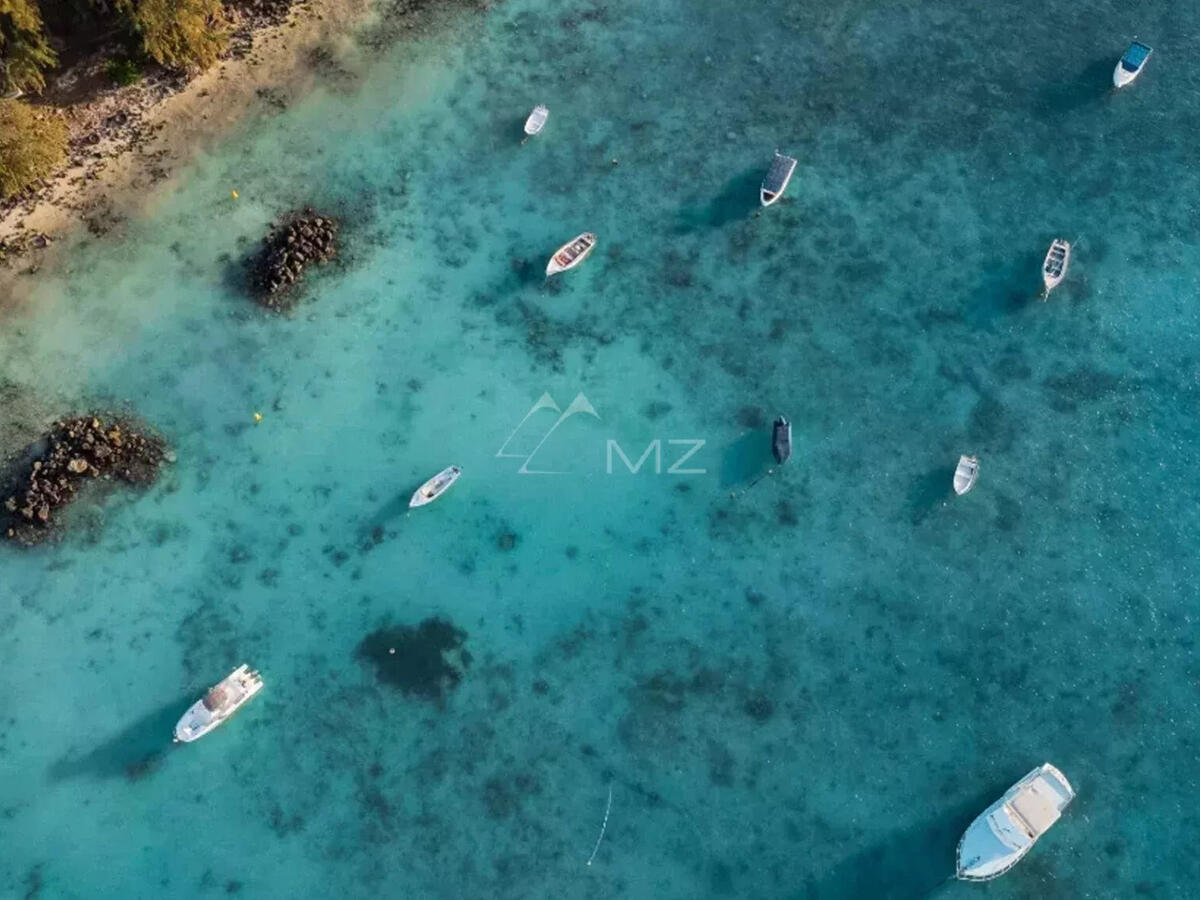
[252,209,340,309]
[2,415,170,545]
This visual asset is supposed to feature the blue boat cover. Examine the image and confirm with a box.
[763,154,797,193]
[1122,42,1152,69]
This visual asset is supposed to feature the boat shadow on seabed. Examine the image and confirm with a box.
[46,696,193,783]
[803,788,1002,900]
[674,168,763,234]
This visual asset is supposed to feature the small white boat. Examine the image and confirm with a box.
[174,665,263,743]
[953,455,979,495]
[1041,238,1070,299]
[1113,41,1152,88]
[545,233,596,276]
[409,465,461,508]
[760,151,797,207]
[523,104,549,138]
[957,763,1076,881]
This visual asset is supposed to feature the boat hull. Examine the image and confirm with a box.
[410,466,462,508]
[1041,239,1070,298]
[1113,65,1137,88]
[760,153,797,207]
[174,665,263,743]
[772,417,792,464]
[524,105,549,136]
[1113,44,1152,88]
[953,455,978,495]
[545,233,597,276]
[957,764,1075,881]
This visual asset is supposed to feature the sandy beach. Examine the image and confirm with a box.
[0,0,373,277]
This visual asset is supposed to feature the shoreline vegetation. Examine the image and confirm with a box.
[0,0,375,272]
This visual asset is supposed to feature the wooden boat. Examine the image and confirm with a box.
[546,233,596,276]
[760,151,797,207]
[953,455,979,495]
[410,466,461,508]
[523,104,549,138]
[1041,239,1070,299]
[957,764,1075,881]
[772,416,792,464]
[1114,41,1152,88]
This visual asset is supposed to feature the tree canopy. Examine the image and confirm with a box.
[0,98,67,198]
[0,0,58,95]
[115,0,229,71]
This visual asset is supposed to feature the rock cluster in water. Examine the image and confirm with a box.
[252,209,339,309]
[3,415,168,544]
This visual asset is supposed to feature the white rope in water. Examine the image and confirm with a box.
[586,785,613,867]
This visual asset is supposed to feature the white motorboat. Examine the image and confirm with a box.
[409,465,461,508]
[760,151,797,207]
[953,455,979,495]
[545,233,596,276]
[1041,238,1070,299]
[1113,41,1152,88]
[523,104,549,139]
[174,664,263,743]
[957,763,1076,881]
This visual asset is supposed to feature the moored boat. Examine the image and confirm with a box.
[953,455,979,495]
[523,104,549,138]
[760,151,797,207]
[957,763,1076,881]
[772,416,792,464]
[174,665,263,743]
[410,465,462,508]
[1113,41,1152,88]
[546,233,597,276]
[1041,238,1070,299]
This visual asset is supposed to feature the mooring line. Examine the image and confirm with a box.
[586,784,613,866]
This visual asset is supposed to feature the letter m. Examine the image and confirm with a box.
[606,439,661,474]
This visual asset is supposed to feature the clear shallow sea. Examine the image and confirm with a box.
[2,0,1199,897]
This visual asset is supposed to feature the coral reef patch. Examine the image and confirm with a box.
[356,617,471,705]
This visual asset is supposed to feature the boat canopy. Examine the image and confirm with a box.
[1010,790,1061,837]
[1121,42,1151,70]
[203,686,229,711]
[763,154,795,193]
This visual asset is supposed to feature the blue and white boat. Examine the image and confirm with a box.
[760,151,797,207]
[957,763,1075,881]
[1113,41,1152,88]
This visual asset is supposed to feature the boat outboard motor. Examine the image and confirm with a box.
[771,416,792,464]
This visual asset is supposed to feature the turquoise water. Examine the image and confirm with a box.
[3,0,1200,896]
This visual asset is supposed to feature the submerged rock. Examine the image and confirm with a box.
[2,415,169,545]
[251,208,340,310]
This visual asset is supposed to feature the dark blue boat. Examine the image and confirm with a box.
[1114,41,1152,88]
[772,416,792,464]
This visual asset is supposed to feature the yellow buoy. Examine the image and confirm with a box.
[231,190,239,199]
[253,412,262,423]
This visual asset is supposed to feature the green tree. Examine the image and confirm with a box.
[116,0,228,71]
[0,0,58,95]
[0,98,67,198]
